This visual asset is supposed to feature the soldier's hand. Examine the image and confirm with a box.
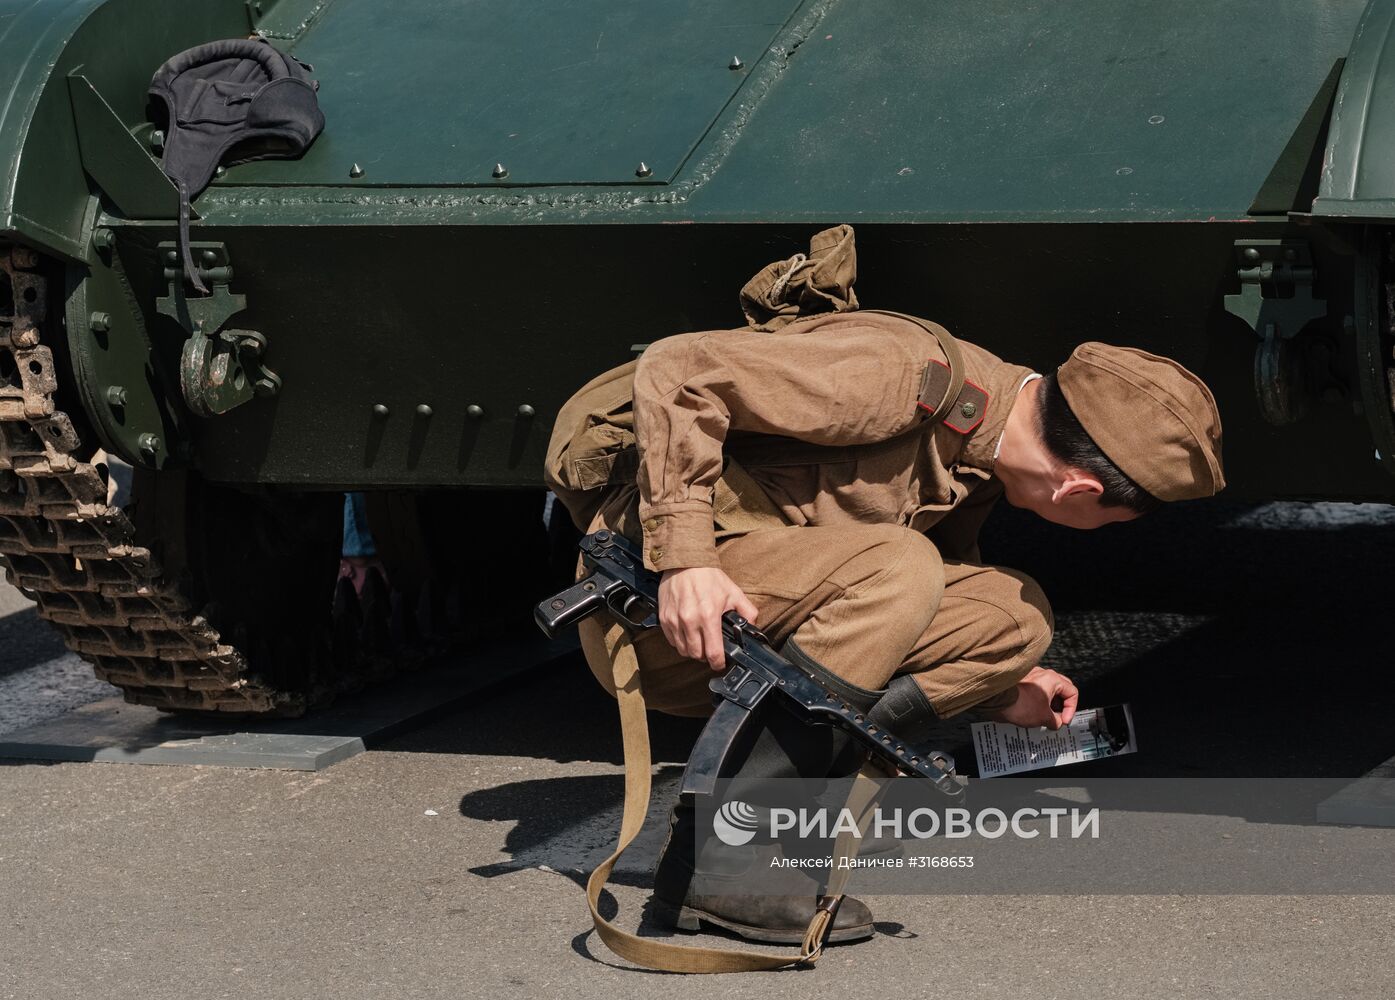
[983,666,1079,730]
[658,567,760,671]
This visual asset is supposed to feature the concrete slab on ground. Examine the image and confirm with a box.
[1318,755,1395,827]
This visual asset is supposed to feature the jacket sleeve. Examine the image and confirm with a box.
[632,319,945,571]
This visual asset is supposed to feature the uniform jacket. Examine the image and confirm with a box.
[626,310,1035,570]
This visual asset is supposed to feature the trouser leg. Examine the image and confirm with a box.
[577,523,948,717]
[578,526,1053,722]
[895,560,1055,718]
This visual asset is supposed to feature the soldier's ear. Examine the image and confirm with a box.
[1050,473,1104,504]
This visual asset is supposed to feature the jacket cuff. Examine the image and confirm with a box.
[638,501,719,570]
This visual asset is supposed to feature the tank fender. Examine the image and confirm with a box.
[0,0,252,260]
[1315,0,1395,220]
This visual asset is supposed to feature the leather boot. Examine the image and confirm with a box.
[649,797,876,944]
[648,639,883,945]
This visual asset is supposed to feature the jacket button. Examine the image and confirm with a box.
[643,517,660,532]
[960,401,978,419]
[649,548,665,562]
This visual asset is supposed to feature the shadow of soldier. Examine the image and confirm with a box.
[460,764,684,884]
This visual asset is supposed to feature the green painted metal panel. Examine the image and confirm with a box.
[191,0,1366,225]
[699,0,1365,222]
[0,0,1374,248]
[1315,0,1395,219]
[222,0,803,187]
[66,72,179,219]
[252,0,336,42]
[117,220,1384,502]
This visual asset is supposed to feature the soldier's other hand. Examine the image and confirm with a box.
[983,666,1079,730]
[658,567,760,671]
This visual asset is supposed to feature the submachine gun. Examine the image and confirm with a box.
[536,530,965,801]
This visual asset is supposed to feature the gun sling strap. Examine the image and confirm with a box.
[582,311,966,973]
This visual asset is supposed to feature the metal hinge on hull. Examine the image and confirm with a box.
[156,242,281,418]
[1223,239,1329,426]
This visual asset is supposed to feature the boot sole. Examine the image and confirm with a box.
[650,899,874,945]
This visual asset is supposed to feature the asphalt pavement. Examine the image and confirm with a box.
[3,500,1395,999]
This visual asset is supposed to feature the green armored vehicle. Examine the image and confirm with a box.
[3,0,1395,714]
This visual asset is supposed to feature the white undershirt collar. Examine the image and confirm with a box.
[993,372,1042,460]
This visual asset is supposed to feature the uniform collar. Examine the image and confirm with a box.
[953,359,1037,478]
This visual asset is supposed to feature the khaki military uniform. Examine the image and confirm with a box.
[551,309,1053,719]
[544,226,1224,974]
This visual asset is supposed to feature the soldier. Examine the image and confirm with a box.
[546,230,1224,951]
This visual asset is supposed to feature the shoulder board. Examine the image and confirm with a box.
[916,360,989,434]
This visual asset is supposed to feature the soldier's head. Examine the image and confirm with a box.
[998,344,1224,529]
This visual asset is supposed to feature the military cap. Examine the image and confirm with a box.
[1057,343,1224,502]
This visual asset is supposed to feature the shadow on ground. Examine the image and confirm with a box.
[0,606,68,678]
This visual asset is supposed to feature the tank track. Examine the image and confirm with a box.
[0,247,300,714]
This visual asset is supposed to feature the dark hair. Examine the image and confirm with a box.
[1036,373,1161,515]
